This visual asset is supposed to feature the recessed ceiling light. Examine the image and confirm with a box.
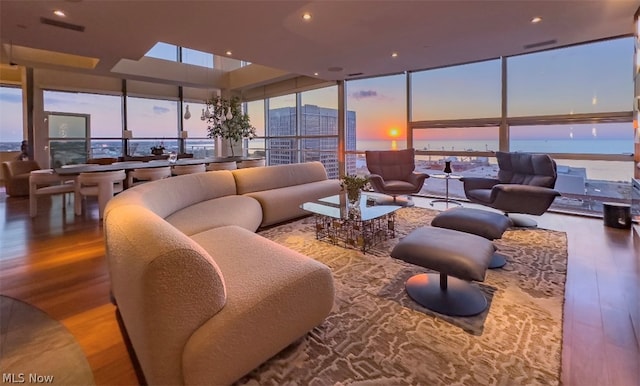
[53,10,66,17]
[313,72,319,76]
[531,16,542,23]
[302,12,312,21]
[391,52,398,58]
[225,50,232,56]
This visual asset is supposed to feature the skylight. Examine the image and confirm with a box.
[144,42,213,69]
[145,42,177,61]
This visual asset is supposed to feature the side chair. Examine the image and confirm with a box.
[2,160,41,197]
[75,170,126,219]
[29,169,76,217]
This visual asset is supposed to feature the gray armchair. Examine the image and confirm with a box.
[461,152,560,226]
[365,148,429,206]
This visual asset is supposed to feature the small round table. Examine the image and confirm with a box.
[430,174,463,208]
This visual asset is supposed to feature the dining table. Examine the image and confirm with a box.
[54,156,265,189]
[55,156,264,176]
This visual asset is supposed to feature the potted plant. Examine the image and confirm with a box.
[204,96,257,157]
[150,142,165,156]
[340,174,370,205]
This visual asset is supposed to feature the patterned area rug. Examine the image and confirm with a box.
[239,207,567,385]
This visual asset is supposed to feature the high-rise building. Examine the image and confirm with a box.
[267,104,356,179]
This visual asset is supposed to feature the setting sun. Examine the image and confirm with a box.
[389,128,399,138]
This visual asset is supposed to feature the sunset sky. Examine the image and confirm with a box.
[0,36,633,146]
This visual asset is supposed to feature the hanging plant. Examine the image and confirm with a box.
[204,96,256,157]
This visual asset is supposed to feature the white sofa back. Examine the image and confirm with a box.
[232,161,329,194]
[105,170,237,219]
[231,161,342,226]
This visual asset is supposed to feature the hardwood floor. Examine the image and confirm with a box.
[1,192,638,385]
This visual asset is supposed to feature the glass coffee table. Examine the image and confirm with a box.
[301,193,402,253]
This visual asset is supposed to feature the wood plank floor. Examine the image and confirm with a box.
[1,192,638,385]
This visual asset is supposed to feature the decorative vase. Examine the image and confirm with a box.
[443,160,452,174]
[347,188,361,206]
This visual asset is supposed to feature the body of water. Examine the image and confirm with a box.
[355,139,633,155]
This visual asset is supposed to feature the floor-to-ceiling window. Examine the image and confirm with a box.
[399,36,634,215]
[345,74,406,176]
[126,96,179,156]
[183,100,215,157]
[245,100,265,158]
[267,94,298,165]
[246,85,340,178]
[0,86,23,151]
[506,37,634,214]
[43,90,123,164]
[300,86,340,178]
[409,59,502,201]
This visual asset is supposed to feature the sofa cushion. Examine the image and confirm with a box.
[165,195,262,235]
[246,180,341,226]
[431,207,512,240]
[105,170,238,219]
[185,225,335,385]
[232,161,329,195]
[391,226,494,282]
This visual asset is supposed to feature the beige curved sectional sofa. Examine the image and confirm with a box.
[104,161,341,385]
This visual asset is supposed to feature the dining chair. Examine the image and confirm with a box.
[29,169,76,217]
[206,161,237,171]
[172,164,206,176]
[237,159,266,169]
[75,170,126,219]
[127,166,172,187]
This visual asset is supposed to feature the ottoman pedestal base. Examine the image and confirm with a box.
[406,273,487,317]
[489,254,507,269]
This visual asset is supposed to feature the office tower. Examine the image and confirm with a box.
[267,104,356,179]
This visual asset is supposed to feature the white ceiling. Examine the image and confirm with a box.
[1,0,639,84]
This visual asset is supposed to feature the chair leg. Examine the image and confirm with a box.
[74,190,83,216]
[29,190,37,218]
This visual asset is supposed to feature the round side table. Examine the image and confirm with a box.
[430,173,463,207]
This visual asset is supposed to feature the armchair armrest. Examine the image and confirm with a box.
[367,173,385,192]
[460,177,500,190]
[407,172,429,186]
